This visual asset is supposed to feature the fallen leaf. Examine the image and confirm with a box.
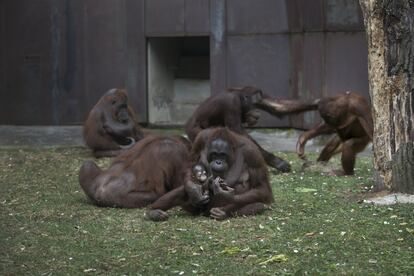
[295,187,317,193]
[259,254,288,265]
[305,232,316,237]
[220,247,250,255]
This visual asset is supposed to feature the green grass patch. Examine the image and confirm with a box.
[1,148,413,275]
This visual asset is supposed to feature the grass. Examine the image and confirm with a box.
[1,147,413,275]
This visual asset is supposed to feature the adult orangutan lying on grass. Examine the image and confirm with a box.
[79,135,191,208]
[146,127,274,221]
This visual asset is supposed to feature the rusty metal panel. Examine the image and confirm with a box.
[0,0,5,115]
[325,32,369,99]
[65,0,147,124]
[285,0,325,32]
[301,33,324,128]
[184,0,210,34]
[325,0,364,31]
[288,34,305,128]
[227,0,289,34]
[285,0,302,32]
[82,0,128,113]
[210,0,227,95]
[1,0,370,127]
[287,33,324,129]
[301,0,325,31]
[145,0,185,36]
[226,34,291,127]
[0,0,54,124]
[125,0,147,122]
[59,0,87,124]
[289,34,303,100]
[303,33,324,99]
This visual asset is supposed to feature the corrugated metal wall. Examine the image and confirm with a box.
[0,0,147,125]
[0,0,368,128]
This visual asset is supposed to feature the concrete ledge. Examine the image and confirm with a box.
[0,126,84,148]
[364,193,414,205]
[0,125,373,156]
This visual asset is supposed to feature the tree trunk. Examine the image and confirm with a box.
[359,0,414,193]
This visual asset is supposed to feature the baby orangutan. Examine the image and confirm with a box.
[185,163,236,210]
[184,164,211,207]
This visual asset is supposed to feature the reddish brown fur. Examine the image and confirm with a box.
[184,86,291,172]
[256,96,319,117]
[296,91,373,175]
[146,128,274,221]
[83,88,146,158]
[79,135,191,208]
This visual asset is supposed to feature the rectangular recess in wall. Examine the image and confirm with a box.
[147,36,210,126]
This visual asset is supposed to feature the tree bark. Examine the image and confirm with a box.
[359,0,414,193]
